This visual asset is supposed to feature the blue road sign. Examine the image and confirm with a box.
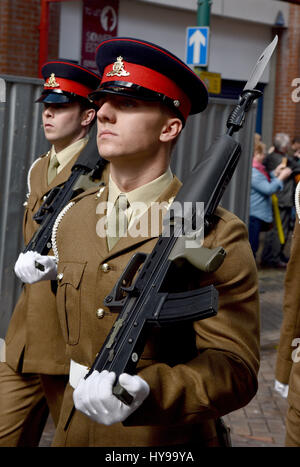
[186,26,209,66]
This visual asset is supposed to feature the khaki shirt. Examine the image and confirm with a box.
[107,168,173,226]
[49,137,88,175]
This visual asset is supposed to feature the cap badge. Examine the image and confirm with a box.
[106,56,130,77]
[44,73,60,88]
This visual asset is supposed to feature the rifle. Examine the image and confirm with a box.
[86,37,278,405]
[24,129,107,258]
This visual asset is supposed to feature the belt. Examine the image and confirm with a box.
[69,359,89,389]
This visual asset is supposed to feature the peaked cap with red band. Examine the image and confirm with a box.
[91,37,208,122]
[36,60,101,105]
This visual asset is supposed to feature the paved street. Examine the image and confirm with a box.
[39,266,290,448]
[223,267,289,447]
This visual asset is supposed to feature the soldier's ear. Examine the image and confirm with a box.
[81,108,96,127]
[160,117,182,143]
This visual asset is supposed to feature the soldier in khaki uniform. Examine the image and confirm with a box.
[0,61,101,446]
[275,182,300,446]
[21,38,260,447]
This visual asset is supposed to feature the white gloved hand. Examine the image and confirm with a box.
[73,370,150,426]
[274,379,289,398]
[14,251,57,284]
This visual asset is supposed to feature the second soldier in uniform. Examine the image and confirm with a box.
[0,61,101,446]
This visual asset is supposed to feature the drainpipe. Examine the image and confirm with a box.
[39,0,75,77]
[39,0,50,77]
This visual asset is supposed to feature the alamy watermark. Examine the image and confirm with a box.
[291,78,300,103]
[291,338,300,363]
[0,78,6,103]
[96,201,204,247]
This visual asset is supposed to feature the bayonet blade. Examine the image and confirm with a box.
[243,35,278,91]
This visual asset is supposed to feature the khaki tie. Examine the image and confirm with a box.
[107,193,129,250]
[47,154,60,184]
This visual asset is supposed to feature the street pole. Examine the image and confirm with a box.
[197,0,212,71]
[197,0,211,28]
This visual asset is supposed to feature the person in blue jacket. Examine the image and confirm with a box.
[249,141,292,261]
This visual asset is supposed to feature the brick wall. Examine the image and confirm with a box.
[273,3,300,140]
[0,0,60,78]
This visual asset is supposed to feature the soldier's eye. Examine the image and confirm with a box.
[120,98,137,109]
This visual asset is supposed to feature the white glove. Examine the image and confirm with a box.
[14,251,57,283]
[274,379,289,398]
[73,370,150,426]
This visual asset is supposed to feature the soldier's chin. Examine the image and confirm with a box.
[96,142,118,161]
[43,127,55,137]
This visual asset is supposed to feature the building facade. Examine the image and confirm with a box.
[0,0,299,145]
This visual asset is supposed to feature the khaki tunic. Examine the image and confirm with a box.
[275,220,300,432]
[5,149,84,374]
[275,221,300,387]
[274,215,300,445]
[52,176,260,447]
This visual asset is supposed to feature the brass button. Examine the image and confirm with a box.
[101,263,110,273]
[43,195,47,201]
[96,308,105,319]
[57,272,64,281]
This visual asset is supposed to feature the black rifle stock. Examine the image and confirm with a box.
[24,132,107,257]
[86,89,262,405]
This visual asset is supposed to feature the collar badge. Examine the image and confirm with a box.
[106,56,130,77]
[44,73,60,88]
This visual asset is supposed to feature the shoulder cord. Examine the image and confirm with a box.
[25,151,50,200]
[51,184,106,263]
[295,181,300,223]
[51,201,75,263]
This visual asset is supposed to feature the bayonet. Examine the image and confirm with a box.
[244,35,278,91]
[227,36,278,135]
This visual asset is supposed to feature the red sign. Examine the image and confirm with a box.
[81,0,119,74]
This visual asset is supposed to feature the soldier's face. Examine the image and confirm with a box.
[95,94,171,164]
[42,102,84,147]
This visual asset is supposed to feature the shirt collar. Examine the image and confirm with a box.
[49,137,89,171]
[108,167,173,208]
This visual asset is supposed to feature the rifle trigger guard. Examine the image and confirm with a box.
[103,252,148,309]
[33,187,60,224]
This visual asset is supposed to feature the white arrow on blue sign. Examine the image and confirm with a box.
[186,26,209,66]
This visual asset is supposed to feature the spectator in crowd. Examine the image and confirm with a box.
[249,141,292,261]
[261,133,298,268]
[289,136,300,160]
[254,132,261,147]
